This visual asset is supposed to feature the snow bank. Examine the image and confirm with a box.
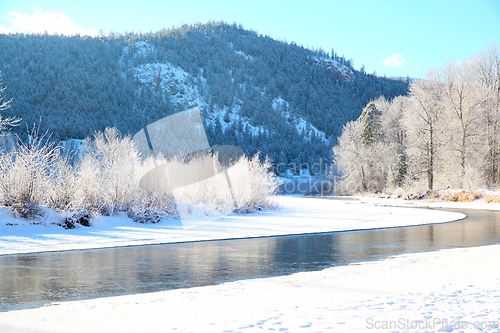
[1,243,498,332]
[357,195,500,211]
[0,196,465,256]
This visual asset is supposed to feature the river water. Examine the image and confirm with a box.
[0,206,499,312]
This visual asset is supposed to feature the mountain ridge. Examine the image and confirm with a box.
[0,22,408,166]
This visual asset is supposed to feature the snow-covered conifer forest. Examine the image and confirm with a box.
[0,22,408,168]
[333,43,500,194]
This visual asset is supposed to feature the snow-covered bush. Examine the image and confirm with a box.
[59,211,92,229]
[126,189,178,222]
[0,126,280,225]
[74,127,141,214]
[127,207,164,224]
[483,194,500,203]
[164,152,280,216]
[46,150,78,211]
[0,130,58,219]
[235,154,281,212]
[439,190,481,202]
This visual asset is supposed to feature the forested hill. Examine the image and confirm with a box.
[0,22,408,166]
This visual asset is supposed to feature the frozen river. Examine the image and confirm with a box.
[1,207,499,312]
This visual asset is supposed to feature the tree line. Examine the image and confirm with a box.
[0,22,408,168]
[333,43,500,193]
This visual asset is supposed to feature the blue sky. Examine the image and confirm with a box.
[0,0,499,78]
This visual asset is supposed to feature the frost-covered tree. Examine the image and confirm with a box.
[432,61,492,189]
[335,44,499,194]
[333,103,389,193]
[376,96,408,187]
[358,102,383,144]
[474,43,500,186]
[0,71,20,135]
[0,129,59,218]
[333,121,366,193]
[404,78,444,191]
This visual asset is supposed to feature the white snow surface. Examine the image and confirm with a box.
[312,56,354,82]
[120,41,329,145]
[272,97,329,144]
[1,243,499,332]
[134,62,205,109]
[235,49,253,60]
[3,197,500,332]
[124,41,156,59]
[356,195,500,211]
[0,196,464,256]
[213,105,265,137]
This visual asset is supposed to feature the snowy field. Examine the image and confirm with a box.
[0,196,466,256]
[0,244,499,332]
[2,196,500,332]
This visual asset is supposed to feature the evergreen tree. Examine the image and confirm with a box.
[358,103,383,145]
[0,23,408,165]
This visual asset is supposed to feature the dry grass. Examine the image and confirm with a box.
[439,190,482,202]
[483,194,500,203]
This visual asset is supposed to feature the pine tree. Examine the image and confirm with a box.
[358,102,383,145]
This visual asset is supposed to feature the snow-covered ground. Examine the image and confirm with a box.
[1,244,499,333]
[2,196,500,332]
[273,97,330,144]
[356,194,500,211]
[0,196,465,256]
[120,41,330,146]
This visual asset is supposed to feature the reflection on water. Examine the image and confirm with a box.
[0,207,499,312]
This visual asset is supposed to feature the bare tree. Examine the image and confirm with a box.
[377,95,408,187]
[333,121,366,193]
[0,71,20,134]
[404,78,444,191]
[434,61,491,188]
[473,43,500,186]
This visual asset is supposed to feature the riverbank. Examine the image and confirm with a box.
[0,196,465,256]
[1,243,499,332]
[355,193,500,211]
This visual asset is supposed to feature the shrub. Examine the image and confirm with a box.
[11,201,44,221]
[483,195,500,203]
[59,211,92,229]
[73,128,140,214]
[234,154,281,212]
[0,127,280,225]
[0,129,58,219]
[127,208,164,224]
[439,190,481,202]
[168,152,281,215]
